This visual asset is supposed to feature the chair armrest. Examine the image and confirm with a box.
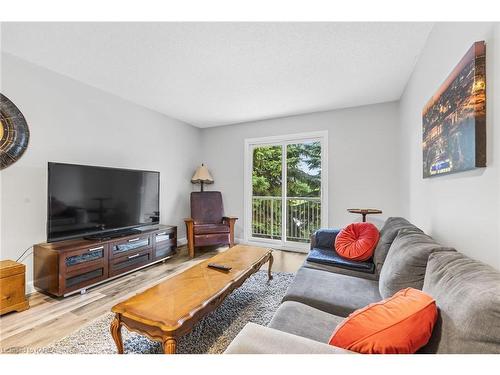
[224,323,355,354]
[223,217,238,247]
[222,216,238,226]
[311,228,341,250]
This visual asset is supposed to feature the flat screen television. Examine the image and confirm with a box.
[47,162,160,242]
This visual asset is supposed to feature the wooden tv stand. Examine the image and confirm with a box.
[34,225,177,297]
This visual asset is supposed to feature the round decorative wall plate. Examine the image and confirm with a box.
[0,94,30,170]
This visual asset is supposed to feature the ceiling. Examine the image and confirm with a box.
[1,22,433,128]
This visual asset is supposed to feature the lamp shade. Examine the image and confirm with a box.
[191,164,214,184]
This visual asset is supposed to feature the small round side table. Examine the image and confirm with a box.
[347,208,382,222]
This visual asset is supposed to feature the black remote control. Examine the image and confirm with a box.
[208,263,232,271]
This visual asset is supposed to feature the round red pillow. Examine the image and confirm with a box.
[334,222,379,261]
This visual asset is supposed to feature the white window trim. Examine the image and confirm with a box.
[243,131,329,252]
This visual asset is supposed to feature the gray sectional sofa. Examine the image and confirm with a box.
[225,217,500,354]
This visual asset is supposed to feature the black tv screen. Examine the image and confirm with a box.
[47,162,160,242]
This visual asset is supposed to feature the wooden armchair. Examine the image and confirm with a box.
[184,191,238,258]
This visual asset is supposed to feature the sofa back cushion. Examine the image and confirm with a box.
[421,252,500,353]
[373,217,423,273]
[378,228,454,298]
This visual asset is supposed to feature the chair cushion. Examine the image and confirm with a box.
[283,267,382,317]
[421,252,500,354]
[193,233,229,246]
[307,247,375,274]
[379,228,454,298]
[193,223,229,235]
[190,191,224,224]
[269,301,344,343]
[334,222,379,261]
[373,217,423,273]
[329,288,437,354]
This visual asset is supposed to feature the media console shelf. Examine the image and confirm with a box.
[34,225,177,297]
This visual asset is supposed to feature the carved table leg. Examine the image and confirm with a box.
[268,253,274,280]
[163,337,177,354]
[110,314,124,354]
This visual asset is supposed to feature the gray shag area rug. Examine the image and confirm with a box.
[37,271,294,354]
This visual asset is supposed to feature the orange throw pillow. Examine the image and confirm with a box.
[329,288,437,354]
[334,222,379,261]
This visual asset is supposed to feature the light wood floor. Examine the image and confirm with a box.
[0,245,305,352]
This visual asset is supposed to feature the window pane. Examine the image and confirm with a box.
[286,141,322,243]
[252,145,282,240]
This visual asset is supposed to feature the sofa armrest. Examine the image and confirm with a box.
[310,228,341,250]
[310,233,317,249]
[224,323,355,354]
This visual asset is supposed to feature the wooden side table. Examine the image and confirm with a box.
[347,208,383,222]
[0,260,29,315]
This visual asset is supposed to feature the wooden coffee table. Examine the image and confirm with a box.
[110,244,273,354]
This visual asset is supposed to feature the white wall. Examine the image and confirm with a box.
[399,22,500,270]
[201,102,402,240]
[0,53,202,289]
[3,22,499,294]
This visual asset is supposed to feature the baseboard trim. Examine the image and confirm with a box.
[26,281,35,295]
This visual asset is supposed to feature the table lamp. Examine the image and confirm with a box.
[191,164,214,191]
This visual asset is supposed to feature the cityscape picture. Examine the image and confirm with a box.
[422,41,486,178]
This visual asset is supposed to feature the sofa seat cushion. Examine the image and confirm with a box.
[224,323,354,354]
[373,217,423,273]
[379,228,454,298]
[335,222,379,261]
[193,223,229,235]
[269,301,344,343]
[330,288,437,354]
[421,252,500,354]
[303,259,379,281]
[283,267,382,317]
[307,247,375,274]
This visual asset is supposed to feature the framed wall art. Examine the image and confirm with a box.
[422,41,486,178]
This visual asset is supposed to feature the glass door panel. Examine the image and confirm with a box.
[286,141,322,243]
[251,145,282,241]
